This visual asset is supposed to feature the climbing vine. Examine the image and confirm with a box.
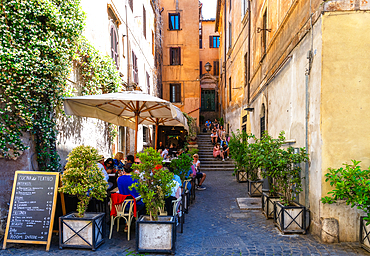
[0,0,85,171]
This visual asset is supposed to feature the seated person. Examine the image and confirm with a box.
[210,130,218,145]
[161,147,169,160]
[113,152,125,172]
[213,119,219,130]
[192,154,206,190]
[117,164,146,216]
[97,155,111,182]
[221,139,229,161]
[205,119,211,131]
[168,144,176,158]
[104,158,115,174]
[213,143,222,160]
[158,141,165,151]
[164,167,181,216]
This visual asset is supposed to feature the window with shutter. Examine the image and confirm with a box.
[128,0,133,11]
[110,25,119,68]
[170,47,181,65]
[213,61,219,76]
[143,6,146,39]
[132,51,138,84]
[170,83,181,103]
[209,36,220,48]
[169,13,180,30]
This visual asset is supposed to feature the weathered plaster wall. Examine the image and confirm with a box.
[320,11,370,242]
[161,0,200,125]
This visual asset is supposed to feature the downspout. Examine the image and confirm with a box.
[247,0,251,104]
[304,0,314,208]
[125,4,130,156]
[223,0,227,118]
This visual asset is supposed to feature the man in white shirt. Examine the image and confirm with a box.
[161,147,169,160]
[97,155,109,182]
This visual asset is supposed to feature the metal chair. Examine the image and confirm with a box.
[109,197,135,240]
[172,196,184,233]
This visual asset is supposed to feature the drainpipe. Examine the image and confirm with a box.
[223,0,227,119]
[247,0,251,104]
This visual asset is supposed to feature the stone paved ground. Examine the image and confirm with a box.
[1,170,369,255]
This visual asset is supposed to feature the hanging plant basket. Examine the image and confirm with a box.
[136,215,176,254]
[261,192,281,219]
[247,180,263,197]
[236,170,248,183]
[59,212,105,250]
[360,216,370,252]
[274,201,307,234]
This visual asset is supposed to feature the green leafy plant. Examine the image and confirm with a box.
[229,130,259,181]
[321,160,370,224]
[183,112,197,140]
[59,145,107,217]
[130,148,174,221]
[219,117,224,127]
[257,132,308,205]
[187,147,199,156]
[170,153,193,182]
[0,0,84,170]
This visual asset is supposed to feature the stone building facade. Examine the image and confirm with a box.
[160,0,201,126]
[216,0,370,242]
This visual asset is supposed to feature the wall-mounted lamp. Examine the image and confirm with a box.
[244,107,254,112]
[204,62,212,73]
[257,27,272,33]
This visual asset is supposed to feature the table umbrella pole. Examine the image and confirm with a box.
[155,119,159,150]
[134,102,139,157]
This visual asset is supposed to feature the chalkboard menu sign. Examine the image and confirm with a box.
[3,171,59,251]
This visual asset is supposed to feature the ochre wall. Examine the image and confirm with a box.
[320,11,370,241]
[199,20,220,76]
[161,0,200,125]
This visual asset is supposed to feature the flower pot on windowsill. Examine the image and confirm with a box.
[247,180,263,197]
[261,192,281,219]
[59,212,105,250]
[360,216,370,252]
[236,170,248,183]
[136,215,176,254]
[274,201,307,234]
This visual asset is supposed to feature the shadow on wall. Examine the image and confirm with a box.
[56,113,113,168]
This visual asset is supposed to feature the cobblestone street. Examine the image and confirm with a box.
[0,170,368,256]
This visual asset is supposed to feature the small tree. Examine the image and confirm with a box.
[321,160,370,224]
[170,153,193,182]
[257,132,308,205]
[229,130,259,180]
[130,148,174,221]
[59,145,107,218]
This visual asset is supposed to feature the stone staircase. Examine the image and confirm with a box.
[197,132,235,172]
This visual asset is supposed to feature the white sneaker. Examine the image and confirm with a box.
[222,159,225,161]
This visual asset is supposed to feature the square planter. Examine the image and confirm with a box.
[360,216,370,252]
[248,180,263,197]
[236,170,248,183]
[261,192,281,219]
[59,212,105,250]
[136,215,176,254]
[274,201,307,234]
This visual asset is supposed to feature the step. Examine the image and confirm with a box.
[200,167,235,171]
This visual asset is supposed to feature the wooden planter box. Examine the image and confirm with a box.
[247,180,263,197]
[360,216,370,252]
[274,201,307,234]
[236,170,248,183]
[59,212,105,250]
[136,215,176,254]
[261,192,280,219]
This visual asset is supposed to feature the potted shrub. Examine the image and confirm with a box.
[184,112,197,145]
[130,148,176,254]
[170,153,193,213]
[256,132,286,218]
[59,145,107,250]
[229,130,262,195]
[262,132,309,234]
[321,160,370,251]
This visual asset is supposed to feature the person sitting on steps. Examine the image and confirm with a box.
[213,143,223,160]
[210,129,218,145]
[221,139,229,161]
[192,154,206,190]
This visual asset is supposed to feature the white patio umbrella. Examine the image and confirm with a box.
[138,105,189,150]
[63,90,179,154]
